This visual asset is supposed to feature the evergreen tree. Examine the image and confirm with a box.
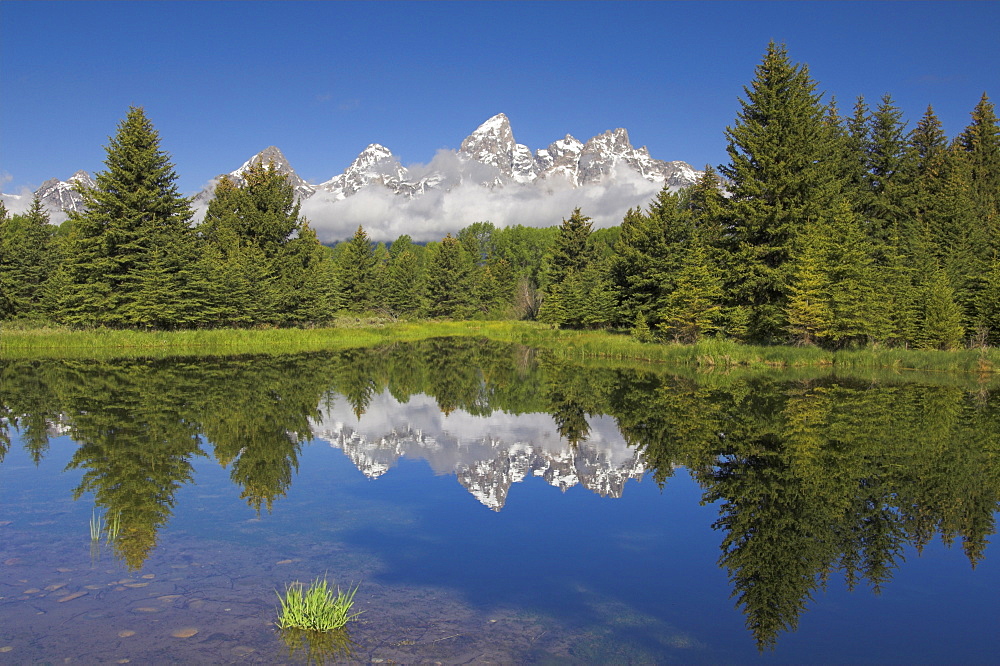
[785,229,833,345]
[540,208,596,290]
[825,202,887,345]
[720,42,842,340]
[199,161,321,325]
[683,165,727,248]
[424,234,474,318]
[608,190,692,326]
[383,248,424,317]
[283,223,341,323]
[842,96,872,208]
[957,93,1000,257]
[864,94,909,244]
[0,196,57,320]
[336,226,378,313]
[920,269,965,350]
[658,240,724,343]
[56,107,201,328]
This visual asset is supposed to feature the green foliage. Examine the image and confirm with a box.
[919,269,965,350]
[199,162,329,326]
[336,226,378,313]
[276,578,361,632]
[424,234,475,318]
[721,42,842,340]
[55,107,201,328]
[658,240,723,343]
[540,208,596,290]
[631,311,654,343]
[0,196,58,320]
[608,192,692,326]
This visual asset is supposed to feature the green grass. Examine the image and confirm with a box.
[276,578,361,632]
[4,319,1000,375]
[89,511,102,543]
[105,512,121,544]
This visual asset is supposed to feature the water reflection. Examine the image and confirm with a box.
[2,338,1000,651]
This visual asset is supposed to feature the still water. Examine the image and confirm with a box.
[1,338,998,663]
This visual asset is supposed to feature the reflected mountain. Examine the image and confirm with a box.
[312,392,646,510]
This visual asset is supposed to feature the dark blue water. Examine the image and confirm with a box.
[1,344,998,663]
[0,419,995,663]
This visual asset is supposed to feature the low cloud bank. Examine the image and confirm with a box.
[300,165,662,243]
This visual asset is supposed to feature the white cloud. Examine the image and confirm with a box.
[300,159,662,243]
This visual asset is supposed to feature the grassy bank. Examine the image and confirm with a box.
[3,320,999,374]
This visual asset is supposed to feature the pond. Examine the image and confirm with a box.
[1,338,998,663]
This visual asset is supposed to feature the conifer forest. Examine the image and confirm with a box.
[2,43,998,351]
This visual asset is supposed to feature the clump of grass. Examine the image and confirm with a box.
[89,510,103,542]
[105,512,122,543]
[276,578,361,632]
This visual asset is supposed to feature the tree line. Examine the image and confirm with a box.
[1,42,998,348]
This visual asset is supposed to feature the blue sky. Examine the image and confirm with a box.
[2,1,998,196]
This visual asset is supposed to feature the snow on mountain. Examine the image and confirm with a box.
[9,170,97,222]
[14,114,701,236]
[319,143,412,199]
[535,135,585,185]
[197,114,700,209]
[192,145,315,209]
[457,113,540,185]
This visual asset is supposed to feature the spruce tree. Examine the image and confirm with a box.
[720,42,842,340]
[57,107,200,328]
[199,161,319,325]
[540,208,596,290]
[957,93,1000,257]
[383,248,424,317]
[0,195,57,320]
[920,269,965,350]
[608,191,692,327]
[336,226,378,313]
[842,96,872,208]
[424,234,474,318]
[658,240,723,343]
[864,94,909,247]
[785,230,833,346]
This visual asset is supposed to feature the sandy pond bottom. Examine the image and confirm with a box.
[1,535,668,664]
[0,435,698,665]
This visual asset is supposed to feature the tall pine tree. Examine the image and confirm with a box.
[720,42,842,340]
[56,107,202,328]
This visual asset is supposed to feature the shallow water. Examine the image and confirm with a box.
[1,341,999,663]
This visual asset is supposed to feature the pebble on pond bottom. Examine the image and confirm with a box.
[171,628,199,639]
[118,630,135,638]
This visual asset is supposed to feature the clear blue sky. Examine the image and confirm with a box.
[2,1,998,196]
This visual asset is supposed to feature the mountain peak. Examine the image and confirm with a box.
[472,113,511,135]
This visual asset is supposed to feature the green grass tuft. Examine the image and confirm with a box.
[276,578,361,632]
[89,510,102,542]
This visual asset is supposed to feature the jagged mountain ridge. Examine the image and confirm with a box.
[315,113,701,200]
[15,113,702,223]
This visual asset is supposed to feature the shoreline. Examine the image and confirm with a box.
[2,320,997,375]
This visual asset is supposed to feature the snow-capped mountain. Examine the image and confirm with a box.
[192,145,315,209]
[197,113,701,206]
[1,171,96,222]
[36,170,95,215]
[15,114,702,233]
